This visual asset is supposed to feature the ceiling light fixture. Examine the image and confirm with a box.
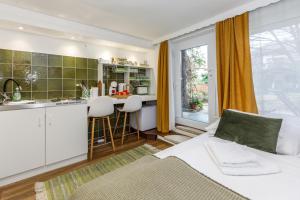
[18,26,24,30]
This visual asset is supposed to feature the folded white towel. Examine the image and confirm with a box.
[206,140,257,166]
[205,140,281,176]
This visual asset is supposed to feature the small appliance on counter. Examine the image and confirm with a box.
[114,83,129,96]
[109,81,117,96]
[118,83,127,92]
[136,86,148,95]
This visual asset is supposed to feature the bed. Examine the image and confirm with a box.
[71,110,300,200]
[70,133,300,200]
[155,133,300,200]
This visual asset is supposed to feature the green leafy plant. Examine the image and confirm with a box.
[201,74,208,84]
[189,97,203,111]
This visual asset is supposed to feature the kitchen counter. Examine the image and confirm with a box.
[87,95,156,105]
[0,95,156,112]
[111,95,156,104]
[0,99,87,112]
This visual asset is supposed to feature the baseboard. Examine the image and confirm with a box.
[0,154,87,187]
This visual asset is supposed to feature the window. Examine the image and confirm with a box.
[181,45,209,123]
[250,0,300,119]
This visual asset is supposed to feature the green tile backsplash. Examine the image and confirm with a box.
[48,67,62,78]
[0,49,12,63]
[63,56,75,68]
[63,68,75,79]
[76,57,87,69]
[32,53,47,66]
[0,48,98,100]
[0,64,12,77]
[76,69,87,80]
[13,51,31,64]
[87,59,98,69]
[63,79,76,90]
[48,54,62,67]
[32,66,47,79]
[13,65,31,79]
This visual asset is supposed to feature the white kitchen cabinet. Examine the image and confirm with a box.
[46,104,88,165]
[0,108,45,179]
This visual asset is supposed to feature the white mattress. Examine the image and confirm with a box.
[155,134,300,200]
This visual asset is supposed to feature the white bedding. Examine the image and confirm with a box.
[155,134,300,200]
[205,140,258,166]
[205,141,281,176]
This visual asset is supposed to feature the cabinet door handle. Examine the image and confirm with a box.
[47,114,52,126]
[38,117,42,128]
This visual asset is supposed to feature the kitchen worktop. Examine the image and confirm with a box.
[111,95,156,104]
[0,95,156,112]
[0,99,87,112]
[87,95,156,105]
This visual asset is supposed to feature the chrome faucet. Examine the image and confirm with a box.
[2,79,22,102]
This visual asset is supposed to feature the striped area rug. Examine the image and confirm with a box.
[35,144,159,200]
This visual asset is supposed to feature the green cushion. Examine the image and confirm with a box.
[214,110,282,153]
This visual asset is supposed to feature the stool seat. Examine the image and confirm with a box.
[89,96,114,117]
[114,95,142,145]
[88,97,115,160]
[120,95,142,113]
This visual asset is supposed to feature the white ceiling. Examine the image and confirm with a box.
[0,19,151,52]
[0,0,254,41]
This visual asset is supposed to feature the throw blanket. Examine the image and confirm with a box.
[70,156,246,200]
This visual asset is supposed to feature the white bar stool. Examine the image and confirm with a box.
[88,96,115,160]
[114,95,142,145]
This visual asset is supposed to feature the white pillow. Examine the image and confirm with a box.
[276,136,299,155]
[275,116,300,155]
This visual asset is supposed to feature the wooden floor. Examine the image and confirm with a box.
[0,131,171,200]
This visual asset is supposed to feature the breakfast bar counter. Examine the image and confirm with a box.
[87,95,156,105]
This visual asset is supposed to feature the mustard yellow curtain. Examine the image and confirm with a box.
[156,41,169,133]
[216,12,258,114]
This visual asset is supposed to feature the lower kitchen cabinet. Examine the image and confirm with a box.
[0,108,45,179]
[46,104,88,165]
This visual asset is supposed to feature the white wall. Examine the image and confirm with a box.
[0,28,158,95]
[0,28,153,63]
[145,46,158,95]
